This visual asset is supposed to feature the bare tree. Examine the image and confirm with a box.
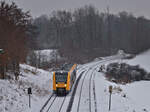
[0,1,31,79]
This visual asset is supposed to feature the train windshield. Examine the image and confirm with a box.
[55,72,68,83]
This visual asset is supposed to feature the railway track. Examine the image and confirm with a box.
[40,94,66,112]
[57,96,66,112]
[40,94,54,112]
[45,95,57,112]
[73,56,122,112]
[89,69,95,112]
[40,55,123,112]
[76,67,97,112]
[77,69,91,112]
[92,73,97,112]
[66,71,84,112]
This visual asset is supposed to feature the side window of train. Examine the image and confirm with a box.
[73,70,76,75]
[71,74,73,81]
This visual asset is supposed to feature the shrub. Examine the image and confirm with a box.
[105,62,149,83]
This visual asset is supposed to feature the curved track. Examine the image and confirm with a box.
[71,55,123,112]
[92,73,97,112]
[76,67,97,112]
[40,55,123,112]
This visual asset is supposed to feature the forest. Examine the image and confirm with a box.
[33,5,150,63]
[0,1,150,79]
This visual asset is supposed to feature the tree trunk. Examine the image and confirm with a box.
[0,65,5,79]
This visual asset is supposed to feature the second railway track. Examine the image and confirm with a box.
[40,55,123,112]
[71,56,121,112]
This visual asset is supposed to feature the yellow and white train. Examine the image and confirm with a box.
[53,64,77,95]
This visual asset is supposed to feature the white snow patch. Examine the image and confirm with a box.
[0,64,53,112]
[34,49,63,62]
[95,71,150,112]
[95,49,150,112]
[125,49,150,72]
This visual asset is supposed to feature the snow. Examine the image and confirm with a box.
[122,81,150,111]
[71,51,150,112]
[34,49,62,62]
[95,71,150,112]
[0,64,53,112]
[125,49,150,72]
[35,49,54,56]
[94,50,150,112]
[0,49,150,112]
[71,55,124,112]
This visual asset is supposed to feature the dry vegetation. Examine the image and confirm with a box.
[0,1,32,80]
[105,63,150,84]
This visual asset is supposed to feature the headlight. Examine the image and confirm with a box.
[65,84,66,87]
[56,84,58,87]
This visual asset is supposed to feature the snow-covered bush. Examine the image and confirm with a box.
[105,63,150,83]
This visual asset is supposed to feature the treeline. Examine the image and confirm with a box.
[33,5,150,63]
[1,2,150,78]
[0,1,32,79]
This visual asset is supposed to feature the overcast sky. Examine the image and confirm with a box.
[5,0,150,19]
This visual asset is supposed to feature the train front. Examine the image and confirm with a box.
[53,71,68,95]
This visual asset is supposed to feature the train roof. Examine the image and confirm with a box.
[53,69,68,73]
[55,64,74,72]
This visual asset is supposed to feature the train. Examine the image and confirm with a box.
[53,64,77,95]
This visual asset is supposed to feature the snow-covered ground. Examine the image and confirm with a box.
[95,50,150,112]
[0,49,150,112]
[34,49,62,62]
[125,49,150,72]
[71,51,150,112]
[0,64,53,112]
[95,70,150,112]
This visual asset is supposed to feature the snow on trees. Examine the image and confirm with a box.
[105,62,150,83]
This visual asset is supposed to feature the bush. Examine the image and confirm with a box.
[105,62,149,83]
